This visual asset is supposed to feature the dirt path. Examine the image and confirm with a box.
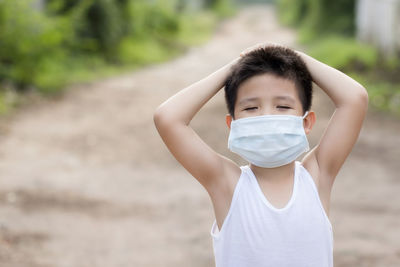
[0,4,399,267]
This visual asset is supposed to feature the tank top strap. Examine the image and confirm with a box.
[210,165,248,238]
[295,161,333,231]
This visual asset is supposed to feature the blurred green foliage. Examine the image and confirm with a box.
[277,0,400,115]
[0,0,233,114]
[307,36,378,71]
[278,0,355,42]
[349,72,400,116]
[205,0,236,17]
[0,0,71,90]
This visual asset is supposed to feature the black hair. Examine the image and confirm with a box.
[224,46,313,117]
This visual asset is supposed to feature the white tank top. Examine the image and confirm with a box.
[210,161,333,267]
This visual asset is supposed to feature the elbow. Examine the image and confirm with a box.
[153,106,167,130]
[349,85,369,113]
[153,105,176,133]
[358,85,369,108]
[338,85,369,111]
[349,84,369,104]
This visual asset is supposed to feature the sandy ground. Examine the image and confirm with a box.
[0,4,399,267]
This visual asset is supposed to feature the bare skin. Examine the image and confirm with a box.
[154,43,368,231]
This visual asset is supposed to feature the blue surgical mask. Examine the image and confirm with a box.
[228,112,309,168]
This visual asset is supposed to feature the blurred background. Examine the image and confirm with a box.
[0,0,399,266]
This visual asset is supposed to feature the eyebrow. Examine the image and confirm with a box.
[274,96,296,103]
[238,97,259,106]
[238,96,296,106]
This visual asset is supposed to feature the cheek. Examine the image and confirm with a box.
[234,111,247,120]
[233,107,240,119]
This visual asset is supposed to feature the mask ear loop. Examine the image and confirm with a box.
[302,111,309,119]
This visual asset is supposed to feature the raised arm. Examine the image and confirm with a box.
[153,57,241,191]
[297,50,369,187]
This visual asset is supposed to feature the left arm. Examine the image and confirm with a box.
[297,50,369,190]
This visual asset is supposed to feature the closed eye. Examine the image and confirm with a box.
[277,105,291,109]
[244,107,258,111]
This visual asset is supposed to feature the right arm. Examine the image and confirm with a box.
[153,57,241,193]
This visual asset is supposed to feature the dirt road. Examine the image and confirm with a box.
[0,4,399,267]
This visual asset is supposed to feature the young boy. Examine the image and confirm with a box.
[153,43,368,267]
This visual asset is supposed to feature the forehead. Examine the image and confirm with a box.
[236,73,300,104]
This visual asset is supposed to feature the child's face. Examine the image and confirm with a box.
[233,73,304,120]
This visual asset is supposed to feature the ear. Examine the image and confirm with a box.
[303,111,316,135]
[226,114,233,129]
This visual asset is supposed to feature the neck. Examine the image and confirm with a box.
[250,161,295,183]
